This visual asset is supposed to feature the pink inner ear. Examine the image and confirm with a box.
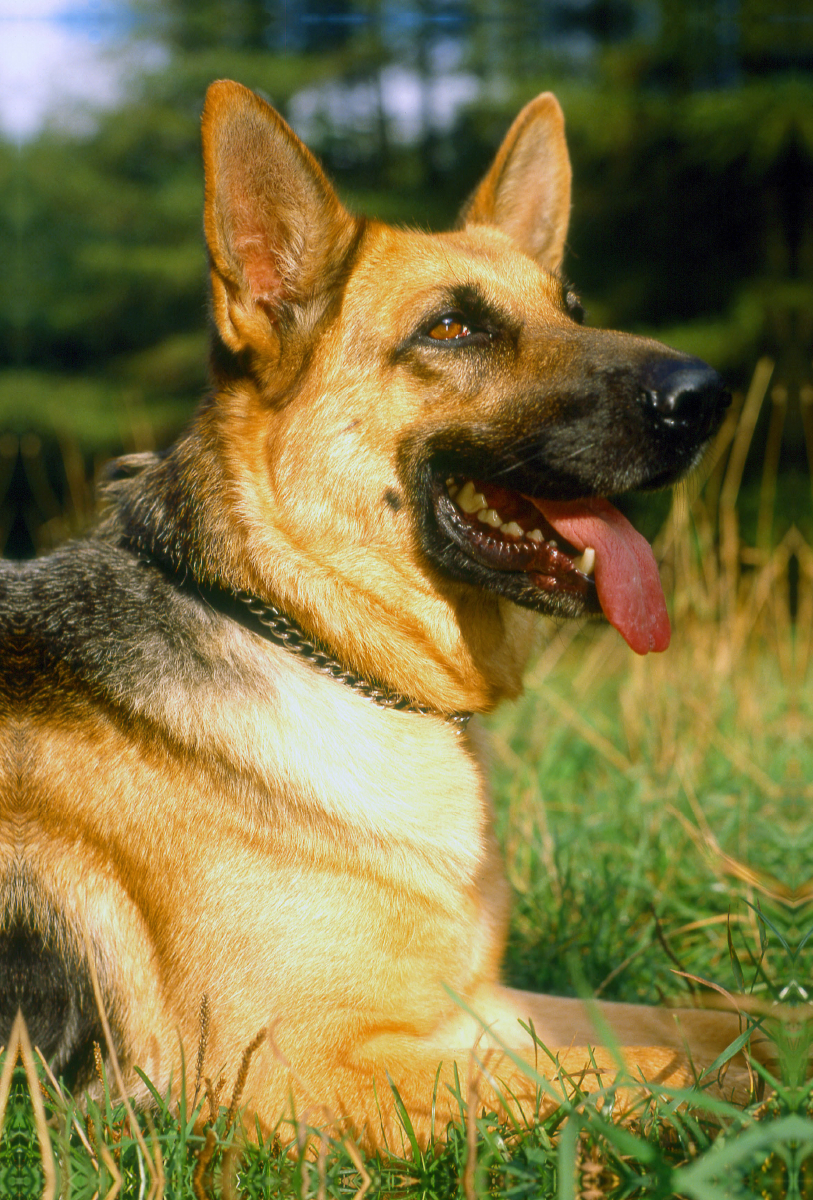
[235,232,285,305]
[245,250,284,304]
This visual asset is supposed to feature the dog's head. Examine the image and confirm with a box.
[197,81,729,707]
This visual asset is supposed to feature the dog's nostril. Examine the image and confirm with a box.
[640,359,728,432]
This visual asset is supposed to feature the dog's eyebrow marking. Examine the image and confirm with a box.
[384,489,403,511]
[446,283,514,333]
[392,282,518,363]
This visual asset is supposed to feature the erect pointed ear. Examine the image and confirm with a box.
[459,94,572,273]
[201,80,357,355]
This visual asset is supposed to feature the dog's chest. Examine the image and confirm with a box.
[3,548,492,889]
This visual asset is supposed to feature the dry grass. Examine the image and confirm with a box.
[1,359,811,1196]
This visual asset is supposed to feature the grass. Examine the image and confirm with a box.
[1,358,811,1196]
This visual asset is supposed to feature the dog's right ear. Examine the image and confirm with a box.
[202,80,357,356]
[459,94,572,274]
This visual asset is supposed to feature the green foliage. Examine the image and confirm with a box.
[1,0,810,446]
[555,77,813,384]
[0,370,192,445]
[1,670,810,1197]
[2,474,809,1193]
[492,634,806,1003]
[0,1072,44,1200]
[2,994,811,1199]
[0,7,809,1189]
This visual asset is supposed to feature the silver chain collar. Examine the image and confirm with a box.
[234,591,473,733]
[134,545,472,733]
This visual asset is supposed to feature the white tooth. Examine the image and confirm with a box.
[457,481,489,513]
[549,539,558,549]
[575,547,596,576]
[500,521,524,538]
[478,507,503,527]
[527,529,543,542]
[447,484,459,498]
[445,476,455,486]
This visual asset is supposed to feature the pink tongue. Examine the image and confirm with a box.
[526,496,671,654]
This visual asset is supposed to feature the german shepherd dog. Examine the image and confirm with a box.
[0,81,759,1146]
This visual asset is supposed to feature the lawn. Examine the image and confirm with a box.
[1,365,810,1198]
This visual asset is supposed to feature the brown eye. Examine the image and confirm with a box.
[428,316,471,340]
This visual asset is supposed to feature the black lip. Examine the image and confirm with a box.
[425,469,602,618]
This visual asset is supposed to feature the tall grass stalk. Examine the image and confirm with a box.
[1,361,811,1197]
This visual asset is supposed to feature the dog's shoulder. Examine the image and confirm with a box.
[0,535,230,709]
[0,535,484,852]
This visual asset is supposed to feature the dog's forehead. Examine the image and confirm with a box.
[343,222,562,325]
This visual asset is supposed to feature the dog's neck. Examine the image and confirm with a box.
[95,428,473,730]
[171,566,474,730]
[96,407,234,583]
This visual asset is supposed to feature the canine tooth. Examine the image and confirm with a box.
[500,521,524,538]
[447,483,459,498]
[527,529,543,542]
[478,507,503,527]
[575,547,596,576]
[457,481,488,513]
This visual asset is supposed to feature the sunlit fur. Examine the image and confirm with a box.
[0,82,765,1147]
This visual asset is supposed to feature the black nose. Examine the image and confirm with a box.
[640,357,731,438]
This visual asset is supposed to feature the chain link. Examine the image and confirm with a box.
[235,592,472,733]
[132,548,471,732]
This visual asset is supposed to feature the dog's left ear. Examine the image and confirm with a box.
[201,80,357,356]
[460,94,572,273]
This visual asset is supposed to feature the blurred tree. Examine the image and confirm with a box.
[0,0,810,469]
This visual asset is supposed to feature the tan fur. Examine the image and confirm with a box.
[1,81,768,1149]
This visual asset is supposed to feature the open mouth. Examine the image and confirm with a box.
[441,475,597,590]
[432,473,672,655]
